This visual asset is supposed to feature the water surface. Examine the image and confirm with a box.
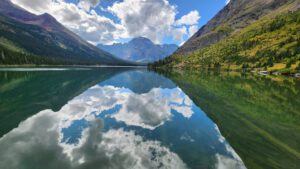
[0,68,299,169]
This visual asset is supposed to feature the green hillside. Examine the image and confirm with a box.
[0,15,65,65]
[152,8,300,72]
[0,14,126,65]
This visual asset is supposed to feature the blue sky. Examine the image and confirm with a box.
[12,0,228,45]
[165,0,227,44]
[170,0,226,28]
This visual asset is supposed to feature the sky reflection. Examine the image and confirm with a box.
[0,70,246,169]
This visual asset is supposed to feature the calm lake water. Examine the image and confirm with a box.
[0,68,299,169]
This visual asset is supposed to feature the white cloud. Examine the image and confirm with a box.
[226,0,231,5]
[10,0,200,45]
[188,25,198,37]
[78,0,100,11]
[107,0,178,44]
[12,0,125,45]
[179,41,185,46]
[10,0,52,14]
[172,27,187,42]
[176,10,201,26]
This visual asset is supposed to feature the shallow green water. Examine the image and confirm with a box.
[0,68,299,169]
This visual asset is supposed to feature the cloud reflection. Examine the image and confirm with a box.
[57,85,194,130]
[0,110,187,169]
[112,87,194,129]
[0,78,246,169]
[214,125,247,169]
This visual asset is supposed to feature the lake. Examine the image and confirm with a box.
[0,68,299,169]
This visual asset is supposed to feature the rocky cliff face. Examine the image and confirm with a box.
[176,0,297,55]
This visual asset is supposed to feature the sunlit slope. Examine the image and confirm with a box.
[153,1,300,72]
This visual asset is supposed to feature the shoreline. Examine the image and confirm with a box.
[150,66,300,79]
[0,65,147,68]
[0,65,147,72]
[1,65,299,78]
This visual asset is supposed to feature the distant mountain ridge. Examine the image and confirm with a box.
[98,37,178,63]
[0,0,130,65]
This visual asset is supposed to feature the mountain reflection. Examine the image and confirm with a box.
[160,70,300,169]
[0,69,246,169]
[0,68,126,136]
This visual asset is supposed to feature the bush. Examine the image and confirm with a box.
[296,63,300,70]
[242,63,249,69]
[268,17,286,31]
[286,60,292,68]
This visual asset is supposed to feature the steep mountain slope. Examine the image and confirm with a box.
[176,0,297,55]
[153,0,300,72]
[98,37,178,63]
[0,0,130,65]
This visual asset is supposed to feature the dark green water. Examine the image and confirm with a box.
[0,68,299,169]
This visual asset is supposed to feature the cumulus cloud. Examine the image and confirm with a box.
[172,27,188,42]
[11,0,199,44]
[10,0,52,14]
[176,10,201,26]
[188,25,199,37]
[107,0,177,43]
[78,0,101,11]
[11,0,123,44]
[174,10,200,40]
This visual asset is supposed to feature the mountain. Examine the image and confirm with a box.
[98,37,178,63]
[176,0,298,55]
[153,0,300,72]
[0,0,130,65]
